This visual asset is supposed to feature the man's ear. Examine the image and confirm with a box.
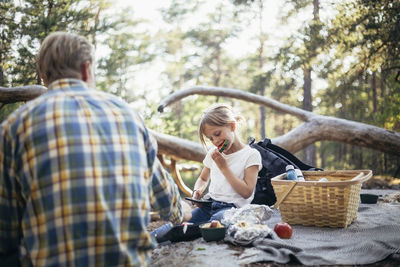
[80,61,91,82]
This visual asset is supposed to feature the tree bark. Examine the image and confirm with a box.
[0,85,47,103]
[0,42,3,87]
[371,71,378,171]
[257,0,266,139]
[149,130,206,162]
[303,67,316,165]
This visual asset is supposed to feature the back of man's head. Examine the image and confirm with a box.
[37,32,94,86]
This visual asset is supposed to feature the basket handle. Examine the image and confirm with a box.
[273,181,297,210]
[350,172,364,181]
[350,171,372,183]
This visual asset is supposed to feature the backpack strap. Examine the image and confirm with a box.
[267,143,312,170]
[249,137,322,171]
[262,138,271,147]
[249,137,256,145]
[249,137,271,147]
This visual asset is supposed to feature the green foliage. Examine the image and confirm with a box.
[2,0,109,86]
[312,0,400,175]
[0,0,18,87]
[96,13,155,100]
[323,0,400,129]
[145,96,214,142]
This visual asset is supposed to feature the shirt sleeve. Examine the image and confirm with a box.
[202,147,214,169]
[149,159,183,224]
[144,126,183,225]
[0,125,22,255]
[246,148,263,171]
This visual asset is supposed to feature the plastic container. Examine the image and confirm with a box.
[294,169,305,181]
[360,193,378,204]
[286,165,297,180]
[150,222,173,242]
[199,223,227,242]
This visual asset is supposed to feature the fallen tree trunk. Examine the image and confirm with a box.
[0,85,47,103]
[2,85,399,161]
[149,130,205,162]
[158,86,400,156]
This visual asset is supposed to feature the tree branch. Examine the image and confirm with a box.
[149,129,206,162]
[158,86,313,121]
[158,86,400,156]
[0,85,47,103]
[273,116,400,155]
[1,84,399,159]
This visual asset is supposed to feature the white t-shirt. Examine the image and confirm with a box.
[203,145,262,208]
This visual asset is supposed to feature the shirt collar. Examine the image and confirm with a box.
[47,78,91,92]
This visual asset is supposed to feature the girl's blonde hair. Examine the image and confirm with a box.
[198,103,243,150]
[37,32,94,86]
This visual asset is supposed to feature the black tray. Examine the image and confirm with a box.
[157,224,202,243]
[185,197,212,204]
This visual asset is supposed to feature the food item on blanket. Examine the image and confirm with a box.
[218,140,229,153]
[229,222,272,241]
[238,221,247,228]
[210,220,219,228]
[382,192,400,203]
[201,220,224,229]
[274,222,292,239]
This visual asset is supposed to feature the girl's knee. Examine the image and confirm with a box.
[210,210,226,222]
[188,207,210,224]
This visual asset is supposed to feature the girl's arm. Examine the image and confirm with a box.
[223,165,259,199]
[212,150,259,199]
[192,167,210,199]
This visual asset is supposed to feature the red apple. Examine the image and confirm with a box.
[274,222,293,239]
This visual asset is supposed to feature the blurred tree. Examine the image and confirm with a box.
[0,0,18,87]
[96,11,155,102]
[184,3,242,88]
[157,0,249,140]
[318,0,400,176]
[234,0,327,165]
[156,0,203,139]
[6,0,111,86]
[1,0,156,121]
[232,0,269,139]
[278,0,326,165]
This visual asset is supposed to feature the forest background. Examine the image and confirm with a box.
[1,0,399,188]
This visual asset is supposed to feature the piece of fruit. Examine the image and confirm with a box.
[218,140,229,153]
[274,222,293,239]
[209,220,221,228]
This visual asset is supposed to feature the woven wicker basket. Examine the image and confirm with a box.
[271,170,373,228]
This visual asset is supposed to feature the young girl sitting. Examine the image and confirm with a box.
[188,103,262,224]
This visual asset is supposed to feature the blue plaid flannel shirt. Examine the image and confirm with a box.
[0,79,183,266]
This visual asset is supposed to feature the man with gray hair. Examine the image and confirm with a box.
[0,32,191,266]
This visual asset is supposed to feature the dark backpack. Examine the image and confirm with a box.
[249,137,322,206]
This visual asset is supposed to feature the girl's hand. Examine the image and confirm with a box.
[192,190,203,208]
[211,149,228,170]
[192,189,202,200]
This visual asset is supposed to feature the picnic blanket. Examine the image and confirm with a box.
[226,202,400,265]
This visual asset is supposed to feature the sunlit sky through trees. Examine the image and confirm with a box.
[107,0,336,103]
